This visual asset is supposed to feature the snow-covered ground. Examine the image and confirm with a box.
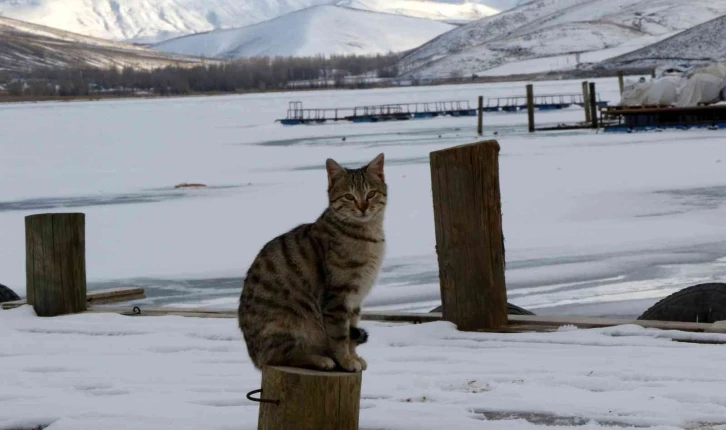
[2,77,726,319]
[3,305,726,429]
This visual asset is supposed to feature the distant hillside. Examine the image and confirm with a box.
[397,0,726,78]
[154,6,456,59]
[0,16,207,72]
[596,14,726,71]
[0,0,521,43]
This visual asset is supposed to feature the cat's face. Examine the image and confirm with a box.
[326,153,387,223]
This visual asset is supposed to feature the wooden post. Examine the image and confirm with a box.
[589,82,599,129]
[581,81,591,123]
[617,71,624,95]
[652,69,656,78]
[257,366,361,430]
[526,84,535,132]
[477,95,484,135]
[25,213,87,317]
[429,140,508,331]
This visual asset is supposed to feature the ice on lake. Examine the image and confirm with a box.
[2,77,726,318]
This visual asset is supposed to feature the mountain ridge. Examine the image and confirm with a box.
[0,0,522,43]
[0,15,209,72]
[153,5,456,59]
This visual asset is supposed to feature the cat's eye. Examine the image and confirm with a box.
[366,190,376,199]
[344,193,355,201]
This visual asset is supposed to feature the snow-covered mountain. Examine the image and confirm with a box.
[154,6,456,59]
[398,0,726,78]
[0,16,207,72]
[337,0,525,23]
[0,0,334,43]
[0,0,522,43]
[598,15,726,71]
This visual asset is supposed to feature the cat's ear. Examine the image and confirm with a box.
[326,158,345,187]
[366,153,385,182]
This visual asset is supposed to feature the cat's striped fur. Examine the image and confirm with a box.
[238,153,386,372]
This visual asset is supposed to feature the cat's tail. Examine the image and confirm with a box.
[350,326,368,345]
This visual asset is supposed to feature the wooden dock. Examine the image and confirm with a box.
[482,93,607,113]
[601,104,726,132]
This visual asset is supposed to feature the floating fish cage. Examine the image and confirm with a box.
[601,104,726,132]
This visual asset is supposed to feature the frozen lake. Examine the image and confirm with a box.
[2,77,726,317]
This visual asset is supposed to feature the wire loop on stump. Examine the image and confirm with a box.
[246,389,280,406]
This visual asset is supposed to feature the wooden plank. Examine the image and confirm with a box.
[89,307,441,322]
[87,287,146,305]
[2,287,145,310]
[706,321,726,333]
[81,306,726,337]
[2,300,26,310]
[87,305,235,318]
[429,140,508,331]
[508,315,721,332]
[362,311,441,323]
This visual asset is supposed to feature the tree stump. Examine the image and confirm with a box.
[25,213,87,317]
[257,366,362,430]
[429,140,508,331]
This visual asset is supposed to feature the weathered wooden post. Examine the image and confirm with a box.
[25,213,87,317]
[588,82,599,129]
[429,140,508,331]
[257,366,362,430]
[526,84,535,133]
[581,81,591,123]
[617,71,624,95]
[477,95,484,136]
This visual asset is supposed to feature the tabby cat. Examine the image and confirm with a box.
[238,153,387,372]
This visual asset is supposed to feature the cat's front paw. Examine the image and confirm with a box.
[337,356,363,373]
[356,355,368,371]
[311,356,336,371]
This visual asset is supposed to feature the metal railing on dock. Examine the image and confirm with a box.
[276,93,609,125]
